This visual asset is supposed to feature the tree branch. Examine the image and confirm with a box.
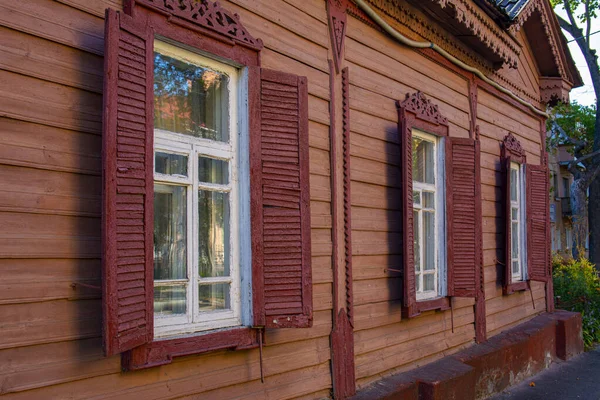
[563,0,580,29]
[556,14,577,36]
[585,0,591,45]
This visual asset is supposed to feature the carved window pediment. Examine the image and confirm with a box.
[399,92,449,126]
[129,0,263,50]
[501,132,526,163]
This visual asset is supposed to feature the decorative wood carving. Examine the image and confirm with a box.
[365,0,520,68]
[510,0,569,81]
[540,76,571,105]
[327,0,349,73]
[400,91,449,126]
[129,0,263,50]
[349,0,547,107]
[342,67,353,325]
[501,132,525,162]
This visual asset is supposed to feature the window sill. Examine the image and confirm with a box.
[403,296,451,318]
[123,327,260,370]
[504,280,529,295]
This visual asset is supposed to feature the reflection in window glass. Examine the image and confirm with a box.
[413,137,435,184]
[198,190,230,278]
[154,52,230,141]
[412,130,442,300]
[199,283,231,311]
[198,156,229,184]
[154,184,187,280]
[154,285,187,315]
[155,152,188,177]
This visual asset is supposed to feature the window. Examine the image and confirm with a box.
[509,162,526,282]
[397,92,480,319]
[101,3,312,367]
[412,130,446,300]
[563,177,570,198]
[501,132,550,295]
[565,227,572,250]
[152,41,249,337]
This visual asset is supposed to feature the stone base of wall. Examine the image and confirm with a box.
[351,310,583,400]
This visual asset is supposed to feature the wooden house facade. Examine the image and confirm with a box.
[0,0,583,399]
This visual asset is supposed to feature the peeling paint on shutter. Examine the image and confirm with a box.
[102,9,153,356]
[251,68,312,329]
[446,137,480,297]
[527,164,550,282]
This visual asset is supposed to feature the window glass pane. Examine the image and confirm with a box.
[416,274,421,292]
[199,156,229,184]
[511,207,518,221]
[198,190,230,277]
[423,192,435,209]
[510,168,518,202]
[511,222,519,259]
[412,136,435,184]
[423,273,435,291]
[423,211,435,271]
[414,210,421,273]
[154,51,230,142]
[413,191,421,207]
[155,152,188,177]
[512,261,520,275]
[154,285,186,315]
[154,184,187,280]
[199,283,231,311]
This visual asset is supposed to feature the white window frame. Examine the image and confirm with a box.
[510,162,527,283]
[412,129,447,301]
[152,40,251,338]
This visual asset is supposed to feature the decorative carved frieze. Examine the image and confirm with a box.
[327,0,349,73]
[510,0,568,80]
[540,76,571,105]
[356,0,544,106]
[401,91,449,125]
[502,132,525,161]
[132,0,263,49]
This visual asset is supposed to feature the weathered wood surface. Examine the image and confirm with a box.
[0,0,551,397]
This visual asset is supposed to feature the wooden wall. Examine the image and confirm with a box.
[343,10,549,389]
[0,0,334,398]
[0,0,550,398]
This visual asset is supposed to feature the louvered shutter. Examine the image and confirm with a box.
[250,68,312,328]
[398,112,417,318]
[102,9,153,356]
[446,137,480,297]
[527,164,550,282]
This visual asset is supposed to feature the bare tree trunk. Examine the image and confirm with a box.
[572,178,588,259]
[589,177,600,263]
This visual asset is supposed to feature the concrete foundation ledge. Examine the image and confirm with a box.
[350,310,583,400]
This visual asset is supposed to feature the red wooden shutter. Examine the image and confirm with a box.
[250,68,312,328]
[398,111,417,318]
[527,164,550,282]
[102,9,153,356]
[446,137,480,297]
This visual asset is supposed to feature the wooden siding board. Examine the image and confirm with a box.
[0,0,105,56]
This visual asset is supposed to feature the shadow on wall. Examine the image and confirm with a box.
[383,123,403,316]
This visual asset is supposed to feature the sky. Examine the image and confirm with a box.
[554,6,599,106]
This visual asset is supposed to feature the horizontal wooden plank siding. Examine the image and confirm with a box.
[0,0,552,397]
[0,0,333,398]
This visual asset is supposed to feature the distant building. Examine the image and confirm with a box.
[548,145,580,256]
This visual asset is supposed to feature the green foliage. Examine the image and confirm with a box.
[553,254,600,347]
[547,102,597,158]
[550,0,599,25]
